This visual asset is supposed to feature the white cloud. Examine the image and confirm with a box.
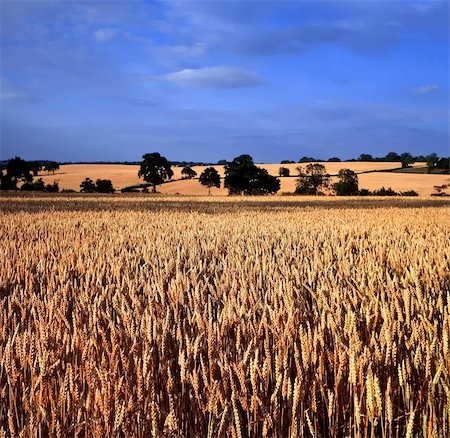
[94,28,119,42]
[162,66,264,88]
[413,84,440,95]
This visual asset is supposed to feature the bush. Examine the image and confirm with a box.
[359,189,372,196]
[278,167,290,177]
[372,187,399,196]
[81,178,115,193]
[431,185,449,196]
[21,178,59,192]
[95,179,115,193]
[21,179,45,191]
[400,190,418,197]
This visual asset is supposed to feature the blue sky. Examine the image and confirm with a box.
[1,0,448,162]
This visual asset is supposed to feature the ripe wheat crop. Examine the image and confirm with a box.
[1,195,449,437]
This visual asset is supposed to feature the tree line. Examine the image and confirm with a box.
[1,152,448,195]
[0,157,60,191]
[136,153,421,196]
[281,151,449,172]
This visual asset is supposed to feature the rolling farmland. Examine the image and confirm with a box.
[36,162,449,196]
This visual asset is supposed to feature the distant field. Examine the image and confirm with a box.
[37,162,449,196]
[391,166,450,174]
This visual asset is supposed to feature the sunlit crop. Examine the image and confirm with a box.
[1,195,449,437]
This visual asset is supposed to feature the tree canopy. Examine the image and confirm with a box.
[80,178,96,192]
[295,163,330,195]
[400,153,415,168]
[426,153,439,173]
[95,179,115,193]
[278,167,290,177]
[384,152,401,161]
[44,162,60,174]
[333,169,359,196]
[358,154,373,161]
[138,153,173,192]
[2,157,33,189]
[80,178,115,193]
[181,166,197,179]
[199,167,221,194]
[224,154,280,195]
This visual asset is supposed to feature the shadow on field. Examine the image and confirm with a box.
[1,192,449,213]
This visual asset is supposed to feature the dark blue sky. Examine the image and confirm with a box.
[1,0,448,162]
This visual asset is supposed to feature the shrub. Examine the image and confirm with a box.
[278,167,290,177]
[333,169,359,196]
[400,190,418,197]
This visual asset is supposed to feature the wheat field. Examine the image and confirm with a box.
[1,195,449,437]
[35,162,450,196]
[39,162,405,190]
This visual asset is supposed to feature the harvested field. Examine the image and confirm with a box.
[278,174,450,197]
[1,195,449,437]
[34,162,446,196]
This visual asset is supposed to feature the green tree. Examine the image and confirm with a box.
[80,177,96,192]
[22,178,45,191]
[298,156,316,163]
[0,169,15,190]
[45,182,59,192]
[138,153,173,192]
[95,179,115,193]
[44,162,60,174]
[181,166,197,179]
[400,152,415,168]
[278,167,290,177]
[436,157,449,171]
[224,154,280,195]
[358,154,373,161]
[333,169,359,195]
[373,187,399,196]
[248,168,280,195]
[384,152,401,162]
[199,167,221,194]
[426,153,439,173]
[224,154,256,195]
[295,163,330,195]
[29,161,43,176]
[3,157,33,189]
[327,157,341,162]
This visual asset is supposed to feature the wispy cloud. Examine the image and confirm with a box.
[94,28,119,42]
[162,66,264,88]
[0,77,39,102]
[123,32,152,45]
[157,42,207,57]
[413,84,440,95]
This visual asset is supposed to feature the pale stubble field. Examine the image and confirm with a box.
[37,162,450,196]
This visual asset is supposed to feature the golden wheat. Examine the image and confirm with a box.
[0,195,449,437]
